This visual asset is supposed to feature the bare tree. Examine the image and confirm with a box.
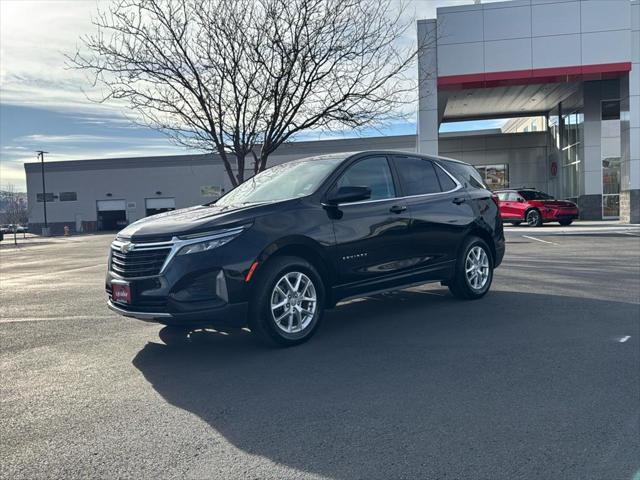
[2,185,29,246]
[70,0,426,186]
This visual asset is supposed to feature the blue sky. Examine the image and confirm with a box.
[0,0,503,191]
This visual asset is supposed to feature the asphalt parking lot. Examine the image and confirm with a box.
[1,224,639,480]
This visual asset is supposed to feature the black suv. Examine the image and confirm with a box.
[107,152,505,346]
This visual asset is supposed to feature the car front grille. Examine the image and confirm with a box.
[110,242,172,278]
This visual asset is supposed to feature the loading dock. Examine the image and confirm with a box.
[145,197,176,217]
[97,200,127,231]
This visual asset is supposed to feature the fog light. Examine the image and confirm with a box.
[172,271,221,302]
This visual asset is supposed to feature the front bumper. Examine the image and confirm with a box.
[107,299,248,327]
[106,232,259,328]
[542,208,579,221]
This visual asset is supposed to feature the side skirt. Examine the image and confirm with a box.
[329,261,455,307]
[330,278,444,308]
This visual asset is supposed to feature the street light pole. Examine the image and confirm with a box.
[36,150,50,234]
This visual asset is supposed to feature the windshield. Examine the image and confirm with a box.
[215,156,344,206]
[519,190,554,201]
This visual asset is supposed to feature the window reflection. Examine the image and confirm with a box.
[601,99,621,218]
[475,164,509,190]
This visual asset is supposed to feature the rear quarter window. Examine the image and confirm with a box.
[434,164,457,191]
[440,161,486,190]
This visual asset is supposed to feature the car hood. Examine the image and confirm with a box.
[117,201,280,242]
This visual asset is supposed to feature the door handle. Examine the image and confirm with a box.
[389,205,407,214]
[452,197,466,205]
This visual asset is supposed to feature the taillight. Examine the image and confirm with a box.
[491,194,500,207]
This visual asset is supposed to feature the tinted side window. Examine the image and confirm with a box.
[442,161,486,189]
[434,164,457,191]
[395,157,441,195]
[336,156,395,201]
[519,190,554,201]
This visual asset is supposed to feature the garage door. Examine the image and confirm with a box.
[145,198,175,209]
[97,200,127,211]
[97,200,127,231]
[145,197,176,217]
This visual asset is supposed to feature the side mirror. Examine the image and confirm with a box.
[326,186,371,205]
[518,198,525,203]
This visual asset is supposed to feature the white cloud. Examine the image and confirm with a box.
[0,0,507,193]
[0,0,503,114]
[14,133,176,145]
[0,0,137,119]
[0,141,190,191]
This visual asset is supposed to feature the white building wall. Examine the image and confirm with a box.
[620,0,640,222]
[432,0,632,79]
[25,136,418,233]
[26,163,231,227]
[417,0,637,222]
[439,132,550,192]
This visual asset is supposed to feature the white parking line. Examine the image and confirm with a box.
[618,336,631,343]
[0,315,113,324]
[522,235,557,245]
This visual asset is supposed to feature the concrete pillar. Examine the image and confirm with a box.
[620,0,640,224]
[417,19,439,156]
[581,81,604,220]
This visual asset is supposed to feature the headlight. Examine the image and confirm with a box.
[177,234,239,255]
[176,225,248,256]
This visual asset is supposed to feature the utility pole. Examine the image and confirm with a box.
[36,150,50,235]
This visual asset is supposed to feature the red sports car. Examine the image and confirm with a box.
[495,189,579,227]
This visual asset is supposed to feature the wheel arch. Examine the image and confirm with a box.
[254,236,336,302]
[466,226,497,265]
[524,206,540,218]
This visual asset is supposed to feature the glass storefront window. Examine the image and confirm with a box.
[561,109,583,201]
[602,100,621,121]
[548,110,560,150]
[602,157,621,195]
[475,164,509,190]
[601,100,621,218]
[603,194,620,218]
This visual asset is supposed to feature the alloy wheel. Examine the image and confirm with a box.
[270,271,317,334]
[527,210,540,226]
[465,246,490,290]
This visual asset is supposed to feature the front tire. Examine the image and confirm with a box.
[448,237,493,300]
[526,209,543,227]
[158,325,191,345]
[249,256,325,347]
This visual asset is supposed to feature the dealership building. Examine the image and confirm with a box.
[417,0,639,222]
[25,0,639,233]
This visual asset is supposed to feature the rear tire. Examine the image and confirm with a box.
[249,256,325,347]
[526,209,543,227]
[559,219,573,226]
[448,236,493,300]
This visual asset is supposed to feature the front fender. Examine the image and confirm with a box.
[256,234,339,284]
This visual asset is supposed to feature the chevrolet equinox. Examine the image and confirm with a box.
[107,152,505,346]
